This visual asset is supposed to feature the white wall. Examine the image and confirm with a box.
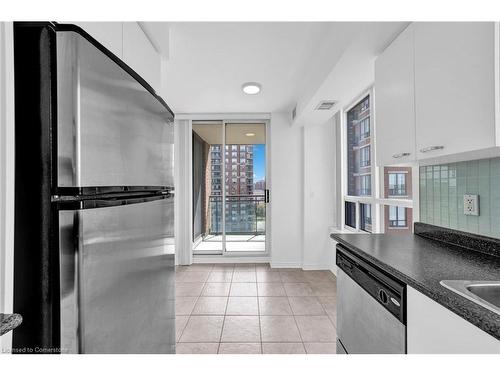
[269,112,304,268]
[0,21,15,352]
[174,118,193,265]
[302,118,337,270]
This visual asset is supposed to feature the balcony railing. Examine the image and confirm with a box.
[208,195,266,235]
[388,187,407,196]
[389,220,407,227]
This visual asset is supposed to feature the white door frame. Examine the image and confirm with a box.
[0,21,15,353]
[221,119,271,258]
[176,114,271,264]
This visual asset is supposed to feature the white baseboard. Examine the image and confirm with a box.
[193,256,271,264]
[302,263,335,271]
[270,261,302,269]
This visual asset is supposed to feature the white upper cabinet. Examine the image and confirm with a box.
[73,22,162,94]
[375,24,415,166]
[73,22,123,59]
[414,22,496,160]
[122,22,161,94]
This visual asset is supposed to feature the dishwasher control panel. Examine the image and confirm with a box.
[336,244,406,323]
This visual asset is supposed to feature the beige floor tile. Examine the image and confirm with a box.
[258,297,292,315]
[175,297,198,315]
[295,316,337,342]
[234,263,256,270]
[176,282,205,297]
[255,263,277,272]
[221,316,261,342]
[175,315,189,342]
[257,283,286,297]
[177,271,210,283]
[207,271,233,282]
[288,296,326,315]
[178,316,224,342]
[256,272,282,282]
[260,316,301,342]
[304,342,337,354]
[262,343,305,354]
[304,271,336,283]
[310,281,337,296]
[318,296,337,324]
[283,282,314,296]
[192,296,228,315]
[218,343,262,354]
[230,283,258,296]
[279,270,308,282]
[176,343,219,354]
[202,282,231,296]
[212,263,236,271]
[175,273,186,283]
[232,271,257,283]
[183,264,214,272]
[226,297,259,315]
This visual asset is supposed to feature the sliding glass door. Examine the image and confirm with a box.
[192,121,268,255]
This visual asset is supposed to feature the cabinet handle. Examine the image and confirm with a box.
[420,145,444,153]
[392,152,411,159]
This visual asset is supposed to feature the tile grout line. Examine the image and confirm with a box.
[217,267,231,354]
[257,281,263,354]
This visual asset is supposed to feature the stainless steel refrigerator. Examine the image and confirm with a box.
[13,22,175,354]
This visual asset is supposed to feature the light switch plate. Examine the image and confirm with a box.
[463,194,479,216]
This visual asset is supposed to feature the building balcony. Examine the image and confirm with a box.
[193,195,266,252]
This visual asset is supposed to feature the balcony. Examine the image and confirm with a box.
[193,195,266,252]
[388,187,407,197]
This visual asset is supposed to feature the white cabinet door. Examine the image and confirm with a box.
[73,22,123,59]
[414,22,496,160]
[122,22,161,93]
[375,24,415,166]
[407,286,500,354]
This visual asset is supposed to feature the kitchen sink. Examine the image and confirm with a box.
[440,280,500,315]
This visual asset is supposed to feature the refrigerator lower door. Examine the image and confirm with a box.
[59,196,175,353]
[56,30,174,190]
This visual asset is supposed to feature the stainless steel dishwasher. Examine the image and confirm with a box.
[336,244,406,354]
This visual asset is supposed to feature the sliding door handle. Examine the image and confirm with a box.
[265,189,270,203]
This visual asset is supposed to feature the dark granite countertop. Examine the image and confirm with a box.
[330,227,500,341]
[0,313,22,336]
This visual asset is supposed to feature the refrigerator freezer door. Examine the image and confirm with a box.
[59,196,175,353]
[56,31,174,190]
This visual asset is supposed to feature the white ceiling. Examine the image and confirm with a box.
[193,123,266,144]
[156,22,407,115]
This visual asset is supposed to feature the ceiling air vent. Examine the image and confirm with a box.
[315,100,336,110]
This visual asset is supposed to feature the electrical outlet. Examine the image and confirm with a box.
[463,194,479,216]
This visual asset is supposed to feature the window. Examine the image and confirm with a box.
[345,201,356,229]
[360,146,371,167]
[359,175,371,196]
[389,206,407,227]
[388,172,407,196]
[347,95,372,196]
[342,91,415,234]
[360,203,372,233]
[359,117,370,139]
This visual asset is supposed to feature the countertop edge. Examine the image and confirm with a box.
[330,233,500,341]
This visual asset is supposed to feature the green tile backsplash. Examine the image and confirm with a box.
[419,157,500,238]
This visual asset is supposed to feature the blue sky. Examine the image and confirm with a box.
[253,144,265,181]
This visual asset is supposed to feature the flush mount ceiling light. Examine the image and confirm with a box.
[245,132,256,137]
[242,82,261,95]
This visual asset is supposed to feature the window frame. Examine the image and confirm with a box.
[341,87,415,233]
